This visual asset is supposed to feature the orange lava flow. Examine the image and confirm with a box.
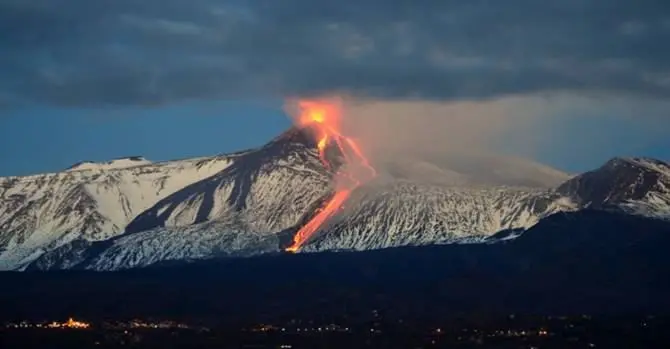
[286,99,376,252]
[285,190,352,253]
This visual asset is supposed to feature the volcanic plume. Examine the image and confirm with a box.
[286,99,377,252]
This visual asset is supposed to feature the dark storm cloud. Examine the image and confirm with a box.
[1,0,669,106]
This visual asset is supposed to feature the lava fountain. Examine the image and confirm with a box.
[286,99,377,252]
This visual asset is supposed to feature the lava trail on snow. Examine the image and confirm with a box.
[286,100,377,252]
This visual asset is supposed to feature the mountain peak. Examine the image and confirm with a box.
[604,157,670,175]
[558,156,670,211]
[66,156,152,172]
[265,127,317,148]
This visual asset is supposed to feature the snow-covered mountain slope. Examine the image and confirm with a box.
[558,157,670,219]
[29,222,288,270]
[27,220,283,271]
[5,126,670,271]
[0,155,233,269]
[29,183,574,271]
[27,127,578,271]
[124,128,331,235]
[28,128,335,270]
[301,181,575,252]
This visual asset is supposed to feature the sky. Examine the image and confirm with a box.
[1,0,670,177]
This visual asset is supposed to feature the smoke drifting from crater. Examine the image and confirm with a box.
[286,93,670,174]
[286,94,546,164]
[341,96,543,156]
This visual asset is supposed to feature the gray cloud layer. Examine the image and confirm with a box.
[2,0,669,106]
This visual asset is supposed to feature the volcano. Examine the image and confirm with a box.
[285,99,377,252]
[0,122,669,270]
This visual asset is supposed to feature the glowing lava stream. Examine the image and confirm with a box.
[286,100,376,253]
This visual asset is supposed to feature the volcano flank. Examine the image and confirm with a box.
[0,114,668,270]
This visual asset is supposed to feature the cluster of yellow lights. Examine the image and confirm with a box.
[47,317,90,329]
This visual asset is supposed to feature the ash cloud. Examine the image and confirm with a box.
[1,0,670,106]
[339,96,543,156]
[331,93,670,175]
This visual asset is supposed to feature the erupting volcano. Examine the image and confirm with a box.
[286,99,377,252]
